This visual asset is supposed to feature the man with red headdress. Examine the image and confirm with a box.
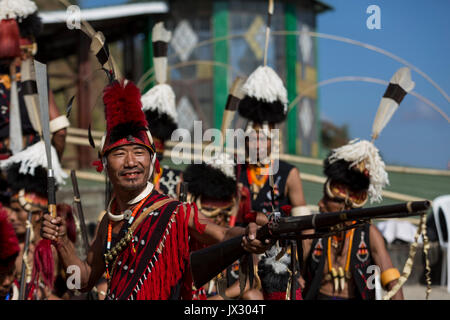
[0,203,20,300]
[42,79,270,300]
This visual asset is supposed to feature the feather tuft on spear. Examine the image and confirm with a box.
[371,67,415,141]
[221,77,246,140]
[151,21,172,85]
[141,22,176,120]
[141,22,178,149]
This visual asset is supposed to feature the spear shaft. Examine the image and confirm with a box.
[19,211,32,300]
[70,170,89,255]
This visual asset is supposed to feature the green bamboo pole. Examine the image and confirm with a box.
[142,18,155,92]
[285,3,298,154]
[213,1,229,129]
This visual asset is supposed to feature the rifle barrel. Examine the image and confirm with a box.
[189,200,430,289]
[273,200,431,235]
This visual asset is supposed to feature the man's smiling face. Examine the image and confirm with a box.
[106,144,152,192]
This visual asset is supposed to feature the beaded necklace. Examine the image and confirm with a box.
[0,72,21,90]
[247,165,269,200]
[153,166,163,190]
[105,194,149,279]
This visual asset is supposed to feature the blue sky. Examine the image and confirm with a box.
[79,0,126,8]
[316,0,450,169]
[78,0,449,169]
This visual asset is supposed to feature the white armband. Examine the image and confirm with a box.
[291,205,311,217]
[49,115,70,133]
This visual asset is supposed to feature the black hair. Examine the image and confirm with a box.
[323,154,370,192]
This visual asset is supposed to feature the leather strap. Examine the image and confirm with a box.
[129,198,174,233]
[106,198,175,265]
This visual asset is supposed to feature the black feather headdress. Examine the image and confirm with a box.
[144,109,177,142]
[183,162,236,202]
[238,66,288,125]
[6,162,47,196]
[18,12,42,39]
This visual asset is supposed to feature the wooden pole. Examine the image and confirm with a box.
[77,33,92,169]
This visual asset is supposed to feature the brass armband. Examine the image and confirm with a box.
[380,268,401,288]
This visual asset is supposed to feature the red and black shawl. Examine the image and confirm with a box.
[107,191,206,300]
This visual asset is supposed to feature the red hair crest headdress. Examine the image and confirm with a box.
[97,80,160,175]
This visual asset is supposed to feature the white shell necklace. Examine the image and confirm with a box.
[107,182,154,222]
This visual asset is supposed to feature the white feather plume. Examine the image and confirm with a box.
[0,0,37,20]
[0,141,68,186]
[390,67,415,92]
[152,21,171,43]
[263,246,290,274]
[372,67,415,140]
[152,22,171,85]
[328,139,389,203]
[141,83,178,123]
[243,66,288,104]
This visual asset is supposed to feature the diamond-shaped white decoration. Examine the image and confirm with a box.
[299,24,313,64]
[244,15,266,60]
[255,24,266,53]
[171,20,198,62]
[177,96,197,134]
[160,169,181,198]
[299,99,313,137]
